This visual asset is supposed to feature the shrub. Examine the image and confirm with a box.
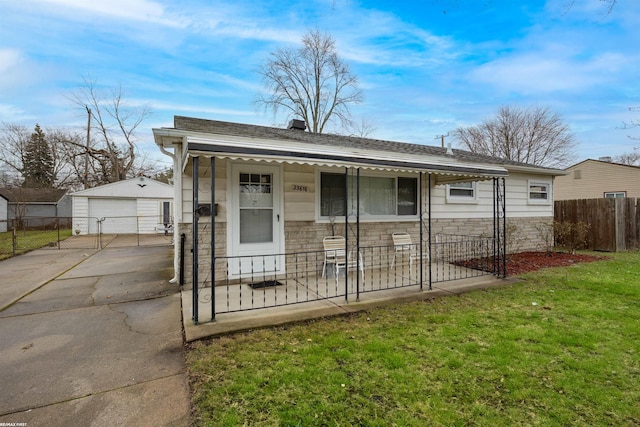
[505,222,527,254]
[534,222,554,253]
[554,221,590,253]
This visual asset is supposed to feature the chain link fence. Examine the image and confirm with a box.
[0,216,173,260]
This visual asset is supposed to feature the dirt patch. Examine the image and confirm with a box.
[456,251,606,276]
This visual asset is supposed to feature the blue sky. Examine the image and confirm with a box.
[1,0,639,168]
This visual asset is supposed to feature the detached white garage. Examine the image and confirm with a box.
[71,177,173,235]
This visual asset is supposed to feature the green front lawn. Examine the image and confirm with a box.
[0,229,72,260]
[187,252,640,426]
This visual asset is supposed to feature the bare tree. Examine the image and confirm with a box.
[257,29,363,133]
[0,123,99,190]
[67,77,152,185]
[346,117,377,138]
[47,128,90,189]
[613,148,640,166]
[0,124,29,186]
[454,106,577,168]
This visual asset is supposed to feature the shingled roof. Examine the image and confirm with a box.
[0,188,67,203]
[171,116,562,174]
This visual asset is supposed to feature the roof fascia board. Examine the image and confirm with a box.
[505,164,568,176]
[186,141,508,177]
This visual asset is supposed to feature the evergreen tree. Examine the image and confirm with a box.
[22,124,55,188]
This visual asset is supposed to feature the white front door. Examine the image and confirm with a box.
[229,163,284,277]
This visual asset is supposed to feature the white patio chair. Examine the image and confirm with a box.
[391,232,429,270]
[322,236,364,285]
[322,236,346,279]
[335,250,365,284]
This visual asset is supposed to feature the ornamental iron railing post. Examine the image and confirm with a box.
[344,167,348,302]
[356,168,360,301]
[211,156,216,322]
[428,173,432,290]
[192,156,199,324]
[501,178,507,278]
[493,178,497,275]
[419,172,423,291]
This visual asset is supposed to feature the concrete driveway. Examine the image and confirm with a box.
[0,240,190,426]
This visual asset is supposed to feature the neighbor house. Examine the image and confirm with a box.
[154,116,564,321]
[554,158,640,200]
[0,187,70,229]
[71,176,173,235]
[0,192,8,233]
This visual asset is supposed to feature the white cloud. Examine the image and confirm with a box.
[469,50,628,95]
[149,101,255,117]
[0,49,23,74]
[29,0,185,27]
[0,103,26,119]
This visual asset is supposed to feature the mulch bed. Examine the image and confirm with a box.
[455,251,606,275]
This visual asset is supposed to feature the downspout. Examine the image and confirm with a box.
[158,143,182,284]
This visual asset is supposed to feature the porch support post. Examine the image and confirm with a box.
[428,173,432,291]
[492,177,507,279]
[210,156,216,322]
[344,167,348,302]
[501,177,507,278]
[419,172,423,291]
[493,178,497,275]
[356,167,360,302]
[192,156,199,324]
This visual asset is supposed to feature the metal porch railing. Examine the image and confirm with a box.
[190,234,502,323]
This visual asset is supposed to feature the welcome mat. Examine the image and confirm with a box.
[249,280,284,289]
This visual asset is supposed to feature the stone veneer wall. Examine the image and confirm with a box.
[177,216,552,288]
[178,222,227,290]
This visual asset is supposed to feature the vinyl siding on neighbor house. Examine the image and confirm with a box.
[0,196,7,232]
[554,159,640,200]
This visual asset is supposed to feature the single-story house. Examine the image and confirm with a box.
[153,116,564,313]
[71,176,173,235]
[554,158,640,200]
[0,187,71,229]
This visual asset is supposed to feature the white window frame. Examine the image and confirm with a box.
[446,181,478,204]
[528,180,551,205]
[316,169,419,221]
[604,191,626,198]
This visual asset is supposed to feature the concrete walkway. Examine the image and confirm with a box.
[0,240,190,426]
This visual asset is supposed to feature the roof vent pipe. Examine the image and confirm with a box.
[446,142,454,156]
[599,156,612,162]
[288,119,306,131]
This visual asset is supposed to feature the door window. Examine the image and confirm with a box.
[239,173,273,244]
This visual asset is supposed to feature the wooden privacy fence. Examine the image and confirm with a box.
[554,198,640,252]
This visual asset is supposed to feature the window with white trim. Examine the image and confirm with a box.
[319,172,417,217]
[446,181,477,203]
[604,192,626,198]
[528,180,551,204]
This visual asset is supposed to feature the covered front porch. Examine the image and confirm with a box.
[182,132,509,325]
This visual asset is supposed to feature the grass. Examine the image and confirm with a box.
[0,228,73,260]
[187,252,640,426]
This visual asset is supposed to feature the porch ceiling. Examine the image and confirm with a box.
[185,137,508,184]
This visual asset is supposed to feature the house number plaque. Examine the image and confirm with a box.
[292,184,309,192]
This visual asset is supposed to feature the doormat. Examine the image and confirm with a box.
[249,280,284,289]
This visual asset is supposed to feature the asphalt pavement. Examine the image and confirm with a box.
[0,239,190,426]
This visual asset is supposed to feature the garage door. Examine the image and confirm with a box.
[88,199,137,234]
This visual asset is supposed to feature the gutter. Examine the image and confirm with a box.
[157,141,182,285]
